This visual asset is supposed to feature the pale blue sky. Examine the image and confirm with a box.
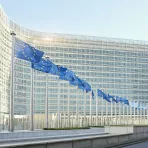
[1,0,148,40]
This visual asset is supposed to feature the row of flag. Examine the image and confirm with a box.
[129,101,147,110]
[15,38,93,97]
[98,89,129,105]
[14,38,147,109]
[98,89,147,110]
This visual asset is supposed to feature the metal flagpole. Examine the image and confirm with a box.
[133,102,134,125]
[119,103,121,125]
[96,90,98,126]
[127,104,129,125]
[115,101,117,125]
[9,32,16,132]
[45,73,48,128]
[143,103,145,124]
[89,90,92,126]
[30,68,34,130]
[111,101,113,125]
[127,97,129,125]
[134,101,136,125]
[57,77,60,128]
[106,101,108,125]
[136,102,139,125]
[130,101,132,124]
[101,95,103,125]
[141,102,143,125]
[123,102,125,125]
[141,102,142,125]
[76,88,79,126]
[140,102,142,125]
[145,103,147,124]
[147,104,148,124]
[142,102,144,124]
[139,102,141,125]
[138,102,140,125]
[140,102,141,125]
[68,84,70,127]
[129,101,131,125]
[143,102,145,124]
[84,91,86,126]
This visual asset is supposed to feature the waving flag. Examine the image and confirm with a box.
[118,97,129,105]
[15,38,44,63]
[129,101,138,108]
[108,94,117,103]
[98,89,104,97]
[92,90,94,100]
[78,84,85,91]
[49,64,59,75]
[32,58,59,75]
[115,96,121,103]
[143,104,147,110]
[69,77,91,93]
[31,58,52,73]
[82,80,91,93]
[70,76,79,86]
[58,66,67,76]
[123,98,129,105]
[134,101,139,108]
[103,93,111,103]
[98,89,111,102]
[70,76,83,86]
[65,70,75,81]
[59,69,75,81]
[129,101,134,107]
[119,97,126,103]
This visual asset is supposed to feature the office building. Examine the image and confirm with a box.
[1,5,148,130]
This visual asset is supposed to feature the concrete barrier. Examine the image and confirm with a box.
[105,126,133,134]
[1,126,148,148]
[0,128,104,140]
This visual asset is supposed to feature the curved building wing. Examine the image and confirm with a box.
[1,6,148,130]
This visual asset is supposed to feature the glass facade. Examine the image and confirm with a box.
[1,6,148,130]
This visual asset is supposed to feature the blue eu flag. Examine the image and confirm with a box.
[15,38,44,63]
[134,102,139,108]
[49,64,59,75]
[103,93,111,103]
[82,80,91,93]
[119,97,126,103]
[76,77,84,86]
[59,69,75,81]
[115,96,121,103]
[65,70,75,81]
[137,104,143,110]
[70,76,83,86]
[108,94,117,103]
[116,96,129,105]
[58,66,67,76]
[78,84,85,91]
[69,76,78,86]
[123,98,129,105]
[98,89,104,97]
[92,90,94,100]
[31,58,52,73]
[124,100,129,105]
[98,89,111,102]
[129,101,138,108]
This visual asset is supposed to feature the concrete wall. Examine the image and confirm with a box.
[0,128,104,140]
[105,126,148,141]
[0,134,133,148]
[1,126,148,148]
[105,126,133,134]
